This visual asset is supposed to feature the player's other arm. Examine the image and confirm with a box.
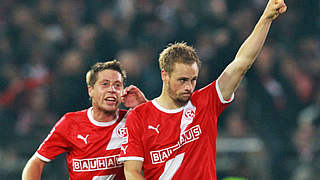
[22,155,47,180]
[217,0,287,100]
[124,160,145,180]
[122,85,148,108]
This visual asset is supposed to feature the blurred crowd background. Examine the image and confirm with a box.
[0,0,319,179]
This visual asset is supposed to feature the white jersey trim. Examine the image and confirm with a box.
[117,156,144,162]
[35,152,51,162]
[215,80,234,104]
[87,107,118,127]
[152,99,185,113]
[159,153,185,180]
[106,111,128,150]
[93,175,116,180]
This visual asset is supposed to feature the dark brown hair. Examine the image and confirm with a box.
[86,60,127,87]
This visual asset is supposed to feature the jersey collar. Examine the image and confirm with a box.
[151,99,186,114]
[87,107,118,127]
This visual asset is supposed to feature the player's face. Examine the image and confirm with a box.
[167,62,199,106]
[89,69,124,112]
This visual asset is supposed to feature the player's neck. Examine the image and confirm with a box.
[92,107,118,122]
[157,93,184,110]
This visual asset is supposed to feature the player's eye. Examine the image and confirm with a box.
[114,83,122,89]
[101,81,111,88]
[178,79,187,83]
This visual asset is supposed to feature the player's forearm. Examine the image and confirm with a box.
[22,155,46,180]
[124,170,145,180]
[234,16,272,67]
[217,12,274,99]
[123,160,145,180]
[22,170,42,180]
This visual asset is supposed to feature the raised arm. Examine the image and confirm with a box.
[218,0,287,100]
[22,155,47,180]
[124,160,145,180]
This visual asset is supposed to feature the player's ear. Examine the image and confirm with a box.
[161,69,168,83]
[88,85,93,98]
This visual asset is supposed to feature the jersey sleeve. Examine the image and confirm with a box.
[192,80,234,117]
[35,115,70,162]
[118,110,144,162]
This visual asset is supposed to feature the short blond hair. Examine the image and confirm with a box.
[159,42,201,74]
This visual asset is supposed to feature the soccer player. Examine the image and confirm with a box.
[22,60,148,180]
[118,0,287,179]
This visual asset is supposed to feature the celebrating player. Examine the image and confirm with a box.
[22,60,147,180]
[118,0,287,179]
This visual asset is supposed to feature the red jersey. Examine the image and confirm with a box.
[36,107,128,180]
[118,80,233,180]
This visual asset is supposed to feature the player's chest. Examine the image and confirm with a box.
[141,110,203,150]
[70,128,109,152]
[68,125,125,156]
[68,124,126,172]
[141,113,204,165]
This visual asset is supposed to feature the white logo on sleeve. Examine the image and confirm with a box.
[121,145,128,154]
[77,134,89,144]
[148,124,160,134]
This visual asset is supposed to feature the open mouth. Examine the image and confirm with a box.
[104,97,117,104]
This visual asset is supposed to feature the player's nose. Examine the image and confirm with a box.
[184,81,192,91]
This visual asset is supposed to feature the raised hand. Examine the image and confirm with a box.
[263,0,287,20]
[122,85,148,108]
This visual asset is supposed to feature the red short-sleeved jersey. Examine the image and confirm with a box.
[36,107,128,180]
[119,80,233,180]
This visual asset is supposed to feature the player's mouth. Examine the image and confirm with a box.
[181,93,191,97]
[104,97,117,105]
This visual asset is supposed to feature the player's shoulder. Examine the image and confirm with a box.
[131,101,153,113]
[57,109,89,127]
[63,109,88,119]
[194,80,217,94]
[127,101,154,119]
[190,80,218,105]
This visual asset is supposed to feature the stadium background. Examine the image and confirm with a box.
[0,0,319,179]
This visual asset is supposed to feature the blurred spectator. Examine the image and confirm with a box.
[297,88,320,127]
[50,50,89,116]
[217,111,270,180]
[288,123,320,180]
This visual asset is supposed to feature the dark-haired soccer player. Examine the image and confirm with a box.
[22,60,147,180]
[118,0,287,179]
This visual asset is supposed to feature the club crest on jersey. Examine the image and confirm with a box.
[117,127,128,144]
[117,127,128,138]
[184,108,195,121]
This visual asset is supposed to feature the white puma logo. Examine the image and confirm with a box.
[148,124,160,134]
[77,134,89,144]
[121,145,128,154]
